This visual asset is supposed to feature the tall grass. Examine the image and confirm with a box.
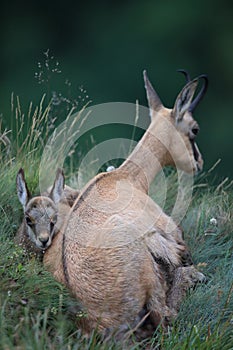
[0,96,232,349]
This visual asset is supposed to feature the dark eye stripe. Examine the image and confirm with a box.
[50,221,55,231]
[25,216,34,227]
[190,139,199,161]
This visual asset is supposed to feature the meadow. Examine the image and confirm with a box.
[0,95,232,349]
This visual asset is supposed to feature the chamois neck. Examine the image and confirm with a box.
[119,118,170,192]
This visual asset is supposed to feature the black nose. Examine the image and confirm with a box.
[39,236,49,246]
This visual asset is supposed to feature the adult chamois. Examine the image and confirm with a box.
[17,70,208,338]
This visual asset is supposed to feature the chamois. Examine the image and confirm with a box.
[16,70,208,337]
[15,169,79,257]
[15,165,116,252]
[17,168,205,338]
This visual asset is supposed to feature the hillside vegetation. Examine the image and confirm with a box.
[0,99,232,349]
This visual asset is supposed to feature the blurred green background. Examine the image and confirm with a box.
[0,0,233,178]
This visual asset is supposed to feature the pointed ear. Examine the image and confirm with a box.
[49,168,65,204]
[16,168,31,210]
[172,79,198,123]
[143,70,163,117]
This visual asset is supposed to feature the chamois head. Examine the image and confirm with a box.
[143,70,208,174]
[16,168,64,250]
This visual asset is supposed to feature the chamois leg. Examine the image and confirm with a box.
[166,265,206,314]
[146,266,172,330]
[105,304,166,342]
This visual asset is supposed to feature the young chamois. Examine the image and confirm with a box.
[16,71,208,337]
[15,170,79,257]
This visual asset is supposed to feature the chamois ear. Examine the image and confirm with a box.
[172,79,198,123]
[143,70,163,117]
[49,168,65,204]
[16,168,31,210]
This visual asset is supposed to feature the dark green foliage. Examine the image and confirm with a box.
[1,1,233,177]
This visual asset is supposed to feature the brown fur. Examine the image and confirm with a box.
[15,184,79,257]
[16,72,207,338]
[17,170,204,338]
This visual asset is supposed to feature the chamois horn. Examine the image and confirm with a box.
[177,69,191,82]
[188,75,208,113]
[178,69,208,112]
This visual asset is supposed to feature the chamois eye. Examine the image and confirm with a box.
[50,215,57,231]
[192,127,199,136]
[25,216,34,227]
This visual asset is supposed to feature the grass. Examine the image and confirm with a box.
[0,96,232,349]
